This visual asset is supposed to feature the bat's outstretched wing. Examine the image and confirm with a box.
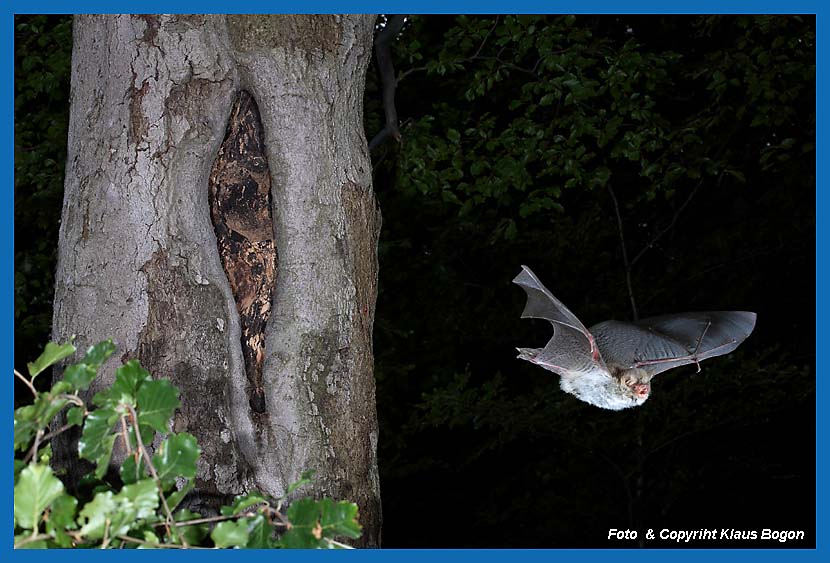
[513,265,608,377]
[590,311,757,377]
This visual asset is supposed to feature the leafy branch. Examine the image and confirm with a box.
[14,341,362,549]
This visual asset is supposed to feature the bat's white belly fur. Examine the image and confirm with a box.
[559,369,647,411]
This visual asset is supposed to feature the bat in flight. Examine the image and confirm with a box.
[513,265,756,410]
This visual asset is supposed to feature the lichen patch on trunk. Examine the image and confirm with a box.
[209,91,277,415]
[227,15,342,54]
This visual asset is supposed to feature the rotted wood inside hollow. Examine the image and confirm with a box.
[208,91,276,414]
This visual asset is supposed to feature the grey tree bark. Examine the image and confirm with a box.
[52,14,382,546]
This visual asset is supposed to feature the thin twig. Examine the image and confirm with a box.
[472,16,500,59]
[268,505,291,528]
[170,513,247,528]
[23,422,77,464]
[470,55,539,77]
[21,392,87,464]
[29,429,44,466]
[120,415,134,456]
[394,17,498,93]
[630,173,719,269]
[40,422,77,444]
[607,183,639,321]
[55,393,85,407]
[325,538,355,549]
[13,533,53,548]
[397,17,540,86]
[14,369,37,396]
[101,518,112,549]
[125,404,185,546]
[397,64,428,83]
[116,535,213,549]
[152,506,290,530]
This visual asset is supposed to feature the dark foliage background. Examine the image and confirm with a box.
[15,14,815,548]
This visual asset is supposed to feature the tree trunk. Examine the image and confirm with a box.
[52,14,381,546]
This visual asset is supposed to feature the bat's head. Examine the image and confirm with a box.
[619,368,652,401]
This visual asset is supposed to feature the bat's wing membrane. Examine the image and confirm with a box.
[591,311,757,377]
[513,266,607,377]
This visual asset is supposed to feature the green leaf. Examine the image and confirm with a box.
[14,405,38,451]
[152,432,200,490]
[286,497,320,527]
[37,443,53,464]
[27,341,75,379]
[174,509,209,546]
[60,340,115,391]
[14,533,48,549]
[279,497,362,547]
[286,469,315,495]
[137,529,161,548]
[119,454,146,486]
[212,518,250,548]
[50,380,72,395]
[62,363,97,391]
[320,498,362,539]
[34,393,69,427]
[14,459,26,485]
[724,168,746,183]
[245,514,274,548]
[78,408,118,479]
[76,491,117,539]
[136,378,180,434]
[118,479,159,520]
[220,490,269,516]
[279,525,322,548]
[14,390,75,452]
[470,160,489,177]
[83,339,116,367]
[45,492,79,546]
[281,498,325,548]
[66,405,84,427]
[14,463,65,529]
[51,528,77,547]
[77,479,159,540]
[92,360,150,408]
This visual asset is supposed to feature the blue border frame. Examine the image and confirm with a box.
[7,1,823,560]
[3,1,828,14]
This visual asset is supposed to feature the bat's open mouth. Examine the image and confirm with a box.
[633,383,650,398]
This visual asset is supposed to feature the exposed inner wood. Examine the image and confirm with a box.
[208,90,276,414]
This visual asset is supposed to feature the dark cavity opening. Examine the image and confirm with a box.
[208,90,277,414]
